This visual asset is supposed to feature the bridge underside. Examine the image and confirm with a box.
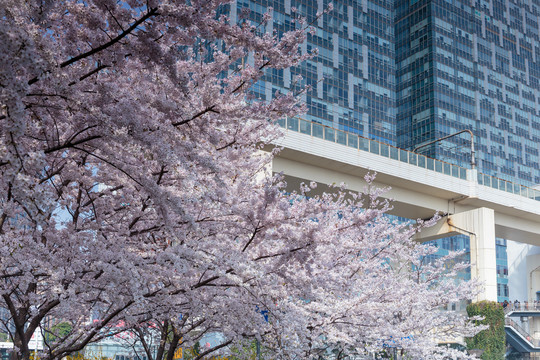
[272,149,540,303]
[273,147,540,246]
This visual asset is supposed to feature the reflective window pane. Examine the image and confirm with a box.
[299,119,310,134]
[380,144,389,157]
[336,130,346,145]
[324,127,335,141]
[347,134,358,149]
[313,123,323,139]
[370,140,380,155]
[287,117,298,131]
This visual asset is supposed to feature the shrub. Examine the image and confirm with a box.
[465,301,505,360]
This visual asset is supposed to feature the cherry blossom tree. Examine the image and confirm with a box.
[1,1,482,360]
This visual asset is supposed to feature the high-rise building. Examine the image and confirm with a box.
[235,0,539,323]
[236,0,540,299]
[234,0,397,144]
[396,0,540,188]
[235,0,540,186]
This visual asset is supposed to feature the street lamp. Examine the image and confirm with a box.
[412,129,476,169]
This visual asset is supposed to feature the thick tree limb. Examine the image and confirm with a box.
[60,8,159,69]
[44,135,101,154]
[193,339,233,360]
[27,8,158,86]
[171,105,219,127]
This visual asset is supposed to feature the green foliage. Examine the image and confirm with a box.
[228,340,258,360]
[0,333,9,342]
[45,322,73,343]
[65,352,110,360]
[182,342,200,360]
[182,342,228,360]
[465,301,505,360]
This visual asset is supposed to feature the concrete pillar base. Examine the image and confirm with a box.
[415,207,498,302]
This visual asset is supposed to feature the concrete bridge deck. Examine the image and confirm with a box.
[272,118,540,246]
[271,118,540,301]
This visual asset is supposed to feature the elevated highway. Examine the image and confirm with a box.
[271,118,540,301]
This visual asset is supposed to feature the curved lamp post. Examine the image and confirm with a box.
[412,129,476,169]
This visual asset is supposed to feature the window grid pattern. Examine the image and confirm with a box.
[397,0,540,187]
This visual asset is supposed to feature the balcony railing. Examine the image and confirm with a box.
[505,303,540,313]
[478,172,540,200]
[278,117,540,202]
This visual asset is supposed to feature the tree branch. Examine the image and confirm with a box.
[193,339,233,360]
[25,299,61,344]
[52,300,135,359]
[72,146,143,187]
[60,8,159,68]
[254,243,311,261]
[44,135,101,154]
[171,105,219,127]
[26,8,159,86]
[68,64,110,86]
[0,182,12,234]
[242,223,261,252]
[216,139,236,151]
[191,269,233,290]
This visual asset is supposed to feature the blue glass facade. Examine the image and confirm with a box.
[496,238,510,302]
[237,0,540,187]
[393,0,537,302]
[234,0,397,144]
[396,0,540,187]
[426,234,471,280]
[236,0,536,302]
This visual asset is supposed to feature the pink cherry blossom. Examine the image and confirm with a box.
[0,1,482,360]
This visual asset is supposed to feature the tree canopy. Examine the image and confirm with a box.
[1,1,481,359]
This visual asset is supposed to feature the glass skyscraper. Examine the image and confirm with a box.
[234,0,397,144]
[233,0,539,302]
[396,0,540,187]
[236,0,540,187]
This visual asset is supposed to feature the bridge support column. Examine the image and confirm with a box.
[449,207,497,302]
[415,207,498,302]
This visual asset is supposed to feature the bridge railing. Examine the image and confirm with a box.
[278,117,468,180]
[505,318,540,347]
[478,172,540,200]
[278,117,540,202]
